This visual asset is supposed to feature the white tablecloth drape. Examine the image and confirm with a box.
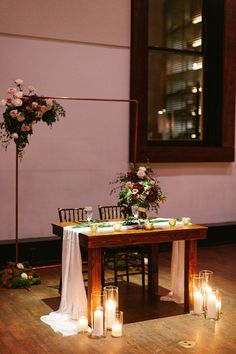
[160,240,185,304]
[40,227,87,336]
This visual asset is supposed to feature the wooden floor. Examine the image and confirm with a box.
[0,244,236,354]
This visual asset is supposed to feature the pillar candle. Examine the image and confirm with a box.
[106,299,116,329]
[93,309,103,336]
[79,316,88,332]
[112,323,122,337]
[193,290,203,314]
[207,292,217,319]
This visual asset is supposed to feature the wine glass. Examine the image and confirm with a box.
[131,205,139,225]
[85,206,93,223]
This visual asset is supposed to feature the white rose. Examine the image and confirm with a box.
[16,113,25,122]
[15,79,23,86]
[0,99,6,107]
[12,98,23,107]
[46,99,52,105]
[21,272,28,279]
[137,169,146,178]
[11,133,19,139]
[14,91,23,99]
[28,85,36,93]
[31,102,38,108]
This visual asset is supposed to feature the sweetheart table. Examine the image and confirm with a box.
[51,220,207,324]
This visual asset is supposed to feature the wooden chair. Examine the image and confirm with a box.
[98,205,146,289]
[57,207,87,292]
[58,207,86,223]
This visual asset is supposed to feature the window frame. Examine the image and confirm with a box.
[130,0,235,163]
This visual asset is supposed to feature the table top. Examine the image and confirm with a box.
[52,221,208,249]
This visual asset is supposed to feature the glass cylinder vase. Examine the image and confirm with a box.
[111,310,123,338]
[205,289,221,320]
[91,291,107,338]
[190,274,204,315]
[104,285,119,330]
[199,270,213,310]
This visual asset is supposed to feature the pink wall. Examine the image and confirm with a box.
[0,1,235,241]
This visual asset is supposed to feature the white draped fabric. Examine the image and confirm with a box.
[40,226,87,336]
[160,240,185,304]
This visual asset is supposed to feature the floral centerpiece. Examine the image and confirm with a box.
[0,261,40,289]
[0,79,65,158]
[111,165,167,218]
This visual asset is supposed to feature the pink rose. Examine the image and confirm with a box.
[14,91,23,98]
[7,87,17,95]
[21,123,31,132]
[9,109,18,118]
[12,98,23,107]
[16,263,24,270]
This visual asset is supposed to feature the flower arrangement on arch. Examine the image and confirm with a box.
[111,165,167,217]
[0,79,65,157]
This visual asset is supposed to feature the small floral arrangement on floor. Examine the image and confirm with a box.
[0,261,40,289]
[0,79,65,158]
[111,165,167,217]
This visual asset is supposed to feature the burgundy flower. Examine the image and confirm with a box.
[127,172,139,182]
[147,188,158,202]
[133,182,144,193]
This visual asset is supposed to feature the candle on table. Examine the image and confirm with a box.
[106,299,116,330]
[111,323,122,337]
[93,308,103,336]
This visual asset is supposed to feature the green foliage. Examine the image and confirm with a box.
[0,261,41,289]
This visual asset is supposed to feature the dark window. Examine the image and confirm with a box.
[130,0,235,162]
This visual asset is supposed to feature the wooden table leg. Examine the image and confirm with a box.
[148,244,159,294]
[88,248,102,324]
[184,240,197,312]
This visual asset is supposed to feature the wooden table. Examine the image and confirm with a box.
[52,222,207,322]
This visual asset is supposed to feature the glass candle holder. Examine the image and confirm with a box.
[113,223,122,232]
[91,291,107,338]
[190,274,204,315]
[78,307,88,333]
[111,310,123,338]
[144,221,154,230]
[169,218,176,227]
[205,289,221,320]
[182,217,191,226]
[90,223,99,233]
[104,285,119,330]
[199,270,213,310]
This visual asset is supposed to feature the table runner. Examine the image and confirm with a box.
[40,226,87,336]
